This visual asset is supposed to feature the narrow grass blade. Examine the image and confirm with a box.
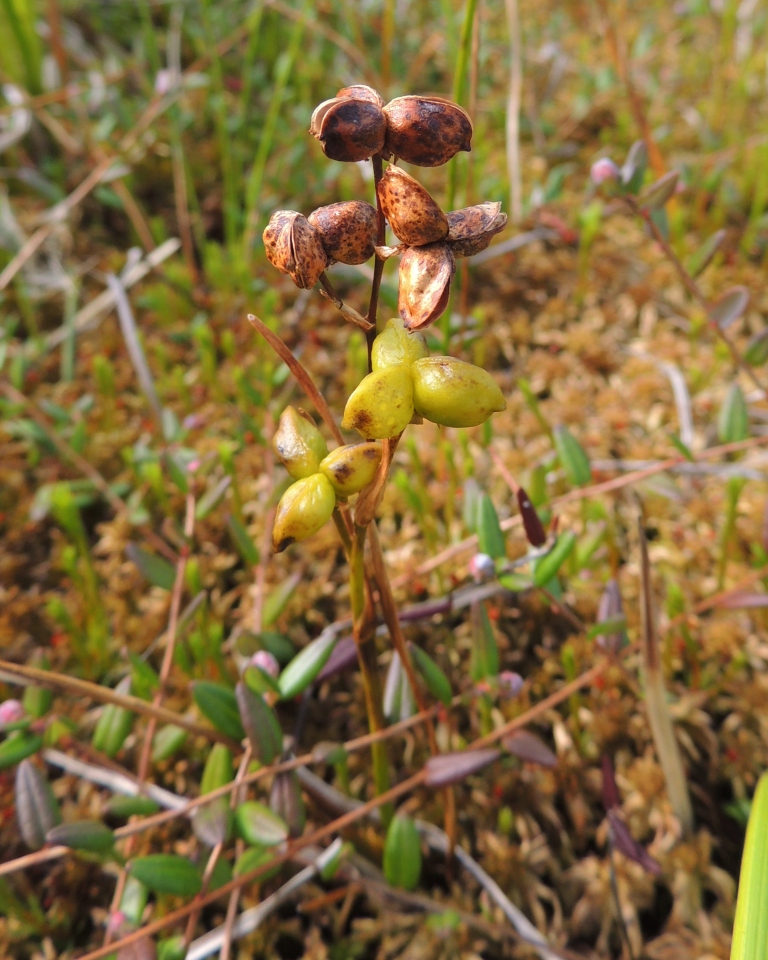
[731,772,768,960]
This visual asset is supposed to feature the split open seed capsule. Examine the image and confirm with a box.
[319,442,382,497]
[446,202,507,259]
[377,166,449,247]
[272,406,329,480]
[309,94,386,162]
[383,96,472,167]
[308,201,378,265]
[411,357,506,427]
[272,474,337,553]
[262,211,328,289]
[342,365,414,440]
[371,317,429,371]
[398,243,455,331]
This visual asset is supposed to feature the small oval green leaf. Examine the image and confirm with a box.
[410,645,452,707]
[47,820,115,852]
[533,531,577,587]
[383,815,422,891]
[191,682,245,741]
[718,383,749,445]
[554,425,591,487]
[106,795,161,818]
[278,631,339,700]
[126,543,177,591]
[235,801,288,847]
[0,733,43,770]
[152,724,187,763]
[129,854,202,897]
[476,493,506,560]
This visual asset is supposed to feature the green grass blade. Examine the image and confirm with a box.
[731,773,768,960]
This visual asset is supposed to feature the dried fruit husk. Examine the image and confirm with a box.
[262,211,328,289]
[309,96,386,162]
[398,242,455,330]
[383,95,472,167]
[308,201,378,265]
[446,201,507,258]
[377,166,449,246]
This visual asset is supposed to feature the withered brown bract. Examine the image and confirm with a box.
[398,242,455,330]
[446,201,507,258]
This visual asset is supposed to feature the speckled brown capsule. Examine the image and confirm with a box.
[398,242,455,331]
[377,166,448,247]
[383,96,472,167]
[309,95,386,162]
[308,201,378,265]
[446,202,507,258]
[262,210,328,289]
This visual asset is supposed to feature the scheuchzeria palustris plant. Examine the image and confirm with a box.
[263,84,507,553]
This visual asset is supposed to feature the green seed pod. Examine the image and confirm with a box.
[272,406,329,480]
[371,318,429,372]
[272,474,337,553]
[320,442,382,497]
[411,357,506,428]
[341,365,414,439]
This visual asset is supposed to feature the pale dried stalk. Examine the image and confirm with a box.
[636,508,694,836]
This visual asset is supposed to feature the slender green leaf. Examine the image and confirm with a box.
[126,544,176,591]
[410,645,452,707]
[191,682,244,741]
[718,383,749,444]
[0,733,43,770]
[235,801,288,846]
[730,772,768,960]
[553,426,591,486]
[383,815,421,891]
[226,514,260,567]
[278,631,338,699]
[47,820,115,852]
[533,531,577,587]
[476,494,505,560]
[129,854,202,897]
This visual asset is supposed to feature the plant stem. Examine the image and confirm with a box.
[350,524,392,823]
[367,155,387,360]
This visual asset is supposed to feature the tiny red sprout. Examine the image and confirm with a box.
[492,784,504,800]
[468,552,495,582]
[498,671,523,699]
[0,699,24,725]
[726,747,739,762]
[249,650,280,680]
[591,157,620,186]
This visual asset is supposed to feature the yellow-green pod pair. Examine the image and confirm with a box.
[343,319,506,439]
[272,442,382,551]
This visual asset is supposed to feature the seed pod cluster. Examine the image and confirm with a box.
[342,319,506,440]
[271,407,384,551]
[310,86,472,168]
[264,201,378,288]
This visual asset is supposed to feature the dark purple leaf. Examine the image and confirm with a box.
[601,755,620,811]
[608,810,662,875]
[424,749,500,787]
[595,579,627,652]
[516,487,546,547]
[502,731,557,767]
[317,636,357,681]
[708,286,749,330]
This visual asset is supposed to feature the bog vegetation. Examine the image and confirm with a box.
[1,1,768,959]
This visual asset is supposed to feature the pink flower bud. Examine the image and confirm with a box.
[107,911,127,934]
[590,157,620,186]
[0,699,24,725]
[249,650,280,680]
[498,671,524,699]
[468,553,495,583]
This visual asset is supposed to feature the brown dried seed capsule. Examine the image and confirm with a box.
[336,84,385,108]
[377,166,448,247]
[309,96,386,162]
[446,201,507,259]
[398,242,455,331]
[308,201,378,265]
[262,210,328,289]
[383,95,472,167]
